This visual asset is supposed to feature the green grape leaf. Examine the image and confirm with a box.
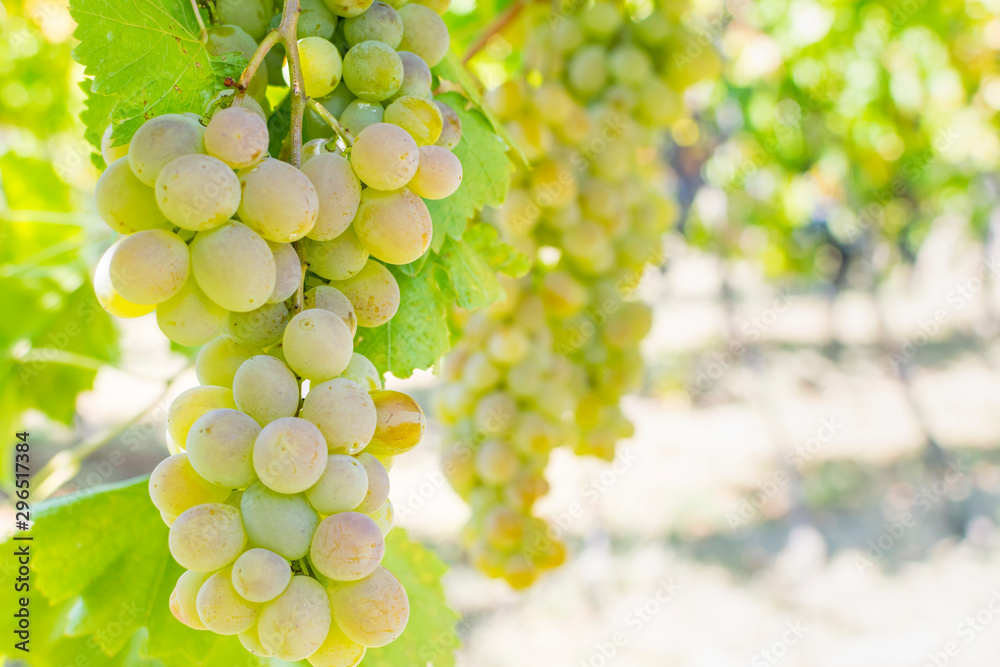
[80,78,121,163]
[0,477,270,667]
[360,531,461,667]
[69,0,234,145]
[433,224,528,310]
[354,265,451,378]
[433,53,527,168]
[424,92,511,251]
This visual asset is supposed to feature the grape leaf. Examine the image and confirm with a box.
[69,0,240,145]
[424,92,511,251]
[360,531,461,667]
[354,266,451,378]
[434,224,528,310]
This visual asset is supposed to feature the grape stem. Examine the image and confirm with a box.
[189,0,208,43]
[462,0,531,63]
[277,0,307,166]
[236,30,281,94]
[306,98,355,147]
[293,241,307,314]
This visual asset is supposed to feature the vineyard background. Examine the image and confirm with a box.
[4,0,1000,665]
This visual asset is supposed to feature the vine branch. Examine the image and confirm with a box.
[463,0,529,63]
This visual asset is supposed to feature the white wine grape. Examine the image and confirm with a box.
[329,259,400,327]
[168,503,246,572]
[351,188,431,265]
[231,548,293,603]
[282,309,354,382]
[190,221,277,312]
[186,408,261,489]
[309,511,385,581]
[304,454,369,513]
[233,355,301,426]
[258,576,332,661]
[253,416,328,494]
[300,377,376,454]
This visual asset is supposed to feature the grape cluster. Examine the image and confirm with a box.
[91,0,466,659]
[437,2,701,586]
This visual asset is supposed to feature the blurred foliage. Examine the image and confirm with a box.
[0,0,116,496]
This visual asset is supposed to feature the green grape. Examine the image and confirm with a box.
[363,390,425,457]
[299,0,339,39]
[580,1,623,40]
[329,259,400,327]
[93,243,156,319]
[323,0,374,17]
[460,351,500,391]
[204,106,269,170]
[340,99,384,137]
[239,624,273,657]
[383,96,442,145]
[328,566,408,647]
[473,391,516,434]
[301,377,377,454]
[342,41,404,102]
[304,285,358,335]
[433,101,462,149]
[233,355,301,426]
[396,5,448,66]
[231,548,292,603]
[354,453,389,514]
[154,153,241,231]
[291,36,343,98]
[238,158,320,243]
[636,78,680,126]
[196,567,260,635]
[304,454,369,513]
[349,122,418,190]
[196,336,262,388]
[268,241,303,303]
[186,408,261,487]
[191,221,277,312]
[109,229,190,305]
[633,11,670,46]
[95,157,171,234]
[530,84,575,124]
[366,499,394,536]
[310,511,384,581]
[282,308,354,382]
[341,353,382,391]
[300,153,362,241]
[485,80,524,120]
[344,2,403,47]
[101,125,130,166]
[609,43,651,88]
[303,137,336,162]
[307,620,367,667]
[226,302,290,348]
[486,326,530,365]
[170,570,211,630]
[167,385,237,448]
[149,453,230,517]
[156,278,228,347]
[540,270,588,316]
[407,145,462,199]
[302,228,370,281]
[258,576,332,662]
[390,51,431,101]
[352,188,431,264]
[304,81,356,141]
[128,113,205,187]
[206,25,269,101]
[472,435,516,483]
[410,0,448,14]
[253,416,329,494]
[215,0,272,41]
[169,503,246,572]
[241,482,319,560]
[567,45,608,98]
[504,117,553,163]
[602,301,652,347]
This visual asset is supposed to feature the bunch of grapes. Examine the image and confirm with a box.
[436,1,705,586]
[89,0,468,660]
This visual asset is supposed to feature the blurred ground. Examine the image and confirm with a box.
[16,222,1000,666]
